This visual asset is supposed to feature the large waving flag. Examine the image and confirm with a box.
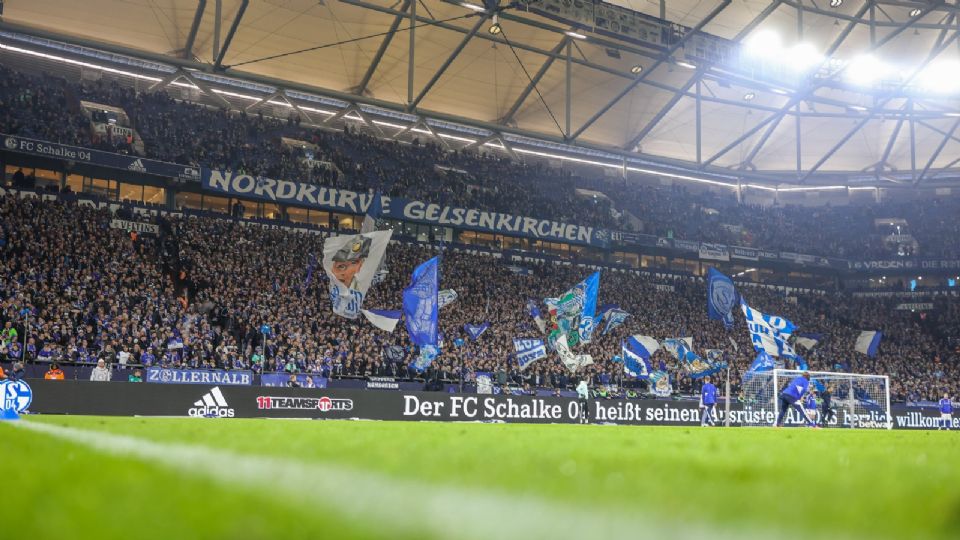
[412,344,439,372]
[649,370,672,397]
[601,307,631,336]
[707,267,738,329]
[664,338,724,379]
[748,351,776,372]
[555,334,593,372]
[322,230,392,319]
[402,257,439,347]
[855,331,882,357]
[795,333,822,350]
[438,289,459,309]
[545,271,600,348]
[361,309,400,332]
[622,336,658,379]
[526,299,546,334]
[740,298,797,358]
[513,338,547,371]
[464,322,490,341]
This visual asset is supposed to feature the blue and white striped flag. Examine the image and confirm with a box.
[855,331,882,357]
[513,338,547,371]
[622,335,657,379]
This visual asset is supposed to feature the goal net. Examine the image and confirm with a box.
[741,369,891,429]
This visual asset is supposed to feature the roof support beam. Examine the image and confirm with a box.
[355,0,411,96]
[407,0,415,105]
[147,68,231,108]
[625,1,784,151]
[798,23,958,182]
[408,12,490,111]
[213,0,248,70]
[700,0,884,169]
[182,0,207,60]
[568,0,731,142]
[501,36,569,126]
[876,107,906,178]
[915,116,960,185]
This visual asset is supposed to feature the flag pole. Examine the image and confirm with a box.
[724,364,731,428]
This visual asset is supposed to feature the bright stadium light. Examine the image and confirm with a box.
[460,2,485,11]
[744,29,782,60]
[846,54,889,86]
[564,31,587,40]
[917,60,960,93]
[743,92,756,101]
[830,0,843,7]
[909,8,923,17]
[676,60,697,69]
[630,64,643,74]
[785,43,823,73]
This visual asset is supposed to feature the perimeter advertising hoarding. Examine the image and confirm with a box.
[24,381,950,429]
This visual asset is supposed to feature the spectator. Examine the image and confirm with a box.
[90,359,112,382]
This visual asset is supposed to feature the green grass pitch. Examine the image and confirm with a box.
[2,416,958,540]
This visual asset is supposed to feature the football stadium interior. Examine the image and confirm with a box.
[0,1,958,539]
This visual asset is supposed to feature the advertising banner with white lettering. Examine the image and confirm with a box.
[145,368,252,385]
[202,169,609,247]
[849,259,960,272]
[3,134,200,181]
[730,246,759,261]
[699,242,730,262]
[110,219,160,234]
[322,230,392,319]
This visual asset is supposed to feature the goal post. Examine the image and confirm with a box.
[741,369,891,429]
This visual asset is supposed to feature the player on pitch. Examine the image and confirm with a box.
[775,372,816,428]
[700,376,718,427]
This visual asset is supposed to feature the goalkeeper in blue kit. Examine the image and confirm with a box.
[775,372,816,427]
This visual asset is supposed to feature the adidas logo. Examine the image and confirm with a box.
[188,386,235,418]
[127,159,147,172]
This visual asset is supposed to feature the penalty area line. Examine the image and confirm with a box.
[12,419,804,540]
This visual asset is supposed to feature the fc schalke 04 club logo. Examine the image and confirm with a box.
[1,380,33,413]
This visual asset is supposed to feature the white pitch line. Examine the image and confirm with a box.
[11,420,825,540]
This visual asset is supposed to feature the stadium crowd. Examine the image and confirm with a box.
[0,194,956,403]
[2,65,960,261]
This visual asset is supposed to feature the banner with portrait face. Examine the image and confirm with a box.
[322,230,393,319]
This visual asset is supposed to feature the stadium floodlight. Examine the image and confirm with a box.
[630,64,643,74]
[460,2,485,11]
[846,54,889,86]
[829,0,843,7]
[676,60,697,69]
[564,31,587,40]
[784,43,823,73]
[909,8,923,17]
[744,29,782,60]
[917,60,960,94]
[743,92,756,101]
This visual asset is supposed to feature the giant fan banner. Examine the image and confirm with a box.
[202,169,609,247]
[322,230,392,319]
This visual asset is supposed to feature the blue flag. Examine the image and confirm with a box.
[748,351,776,372]
[601,308,631,336]
[464,322,490,341]
[741,298,798,358]
[622,336,657,379]
[402,257,439,347]
[664,338,724,379]
[513,338,547,370]
[649,370,672,397]
[855,331,882,358]
[412,344,439,372]
[707,267,737,330]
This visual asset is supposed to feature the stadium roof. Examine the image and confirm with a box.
[4,0,960,188]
